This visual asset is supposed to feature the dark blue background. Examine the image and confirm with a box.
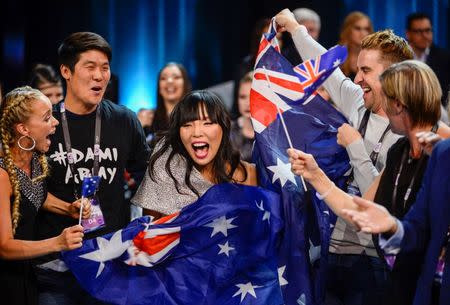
[0,0,448,111]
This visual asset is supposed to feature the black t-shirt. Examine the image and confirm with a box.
[36,100,150,255]
[374,137,429,218]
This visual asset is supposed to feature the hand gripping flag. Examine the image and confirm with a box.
[62,183,287,305]
[251,21,351,305]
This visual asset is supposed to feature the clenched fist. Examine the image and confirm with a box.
[337,123,362,147]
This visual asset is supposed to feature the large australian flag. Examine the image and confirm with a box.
[250,20,351,305]
[63,183,286,305]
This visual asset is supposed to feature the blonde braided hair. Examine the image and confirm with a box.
[0,86,50,234]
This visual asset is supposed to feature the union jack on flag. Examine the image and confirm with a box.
[250,19,347,134]
[62,183,286,305]
[294,57,325,89]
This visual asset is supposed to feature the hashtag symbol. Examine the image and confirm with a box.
[50,143,67,166]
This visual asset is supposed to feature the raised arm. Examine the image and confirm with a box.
[288,148,381,216]
[342,140,450,251]
[275,9,363,118]
[288,148,355,216]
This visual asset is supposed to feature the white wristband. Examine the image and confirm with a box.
[315,181,335,200]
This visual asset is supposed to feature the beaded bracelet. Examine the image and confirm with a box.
[315,181,335,200]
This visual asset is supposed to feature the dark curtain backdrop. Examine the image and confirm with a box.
[0,0,448,111]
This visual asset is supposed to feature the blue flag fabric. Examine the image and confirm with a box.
[250,22,351,305]
[63,184,286,305]
[81,176,101,197]
[63,21,350,305]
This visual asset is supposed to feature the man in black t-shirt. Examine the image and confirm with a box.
[35,32,150,305]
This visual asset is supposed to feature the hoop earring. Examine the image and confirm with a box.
[17,135,36,151]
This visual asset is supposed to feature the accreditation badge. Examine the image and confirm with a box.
[81,196,106,233]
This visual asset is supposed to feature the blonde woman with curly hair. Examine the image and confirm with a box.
[0,87,89,305]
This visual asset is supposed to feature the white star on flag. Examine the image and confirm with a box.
[297,293,307,305]
[233,282,262,302]
[278,265,288,286]
[218,241,235,257]
[267,158,297,187]
[204,215,237,237]
[79,230,131,278]
[255,200,270,223]
[333,59,341,67]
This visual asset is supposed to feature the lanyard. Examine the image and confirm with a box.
[60,102,102,199]
[346,110,391,188]
[391,123,439,212]
[358,109,391,166]
[391,144,425,212]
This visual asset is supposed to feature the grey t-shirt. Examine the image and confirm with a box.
[291,27,402,256]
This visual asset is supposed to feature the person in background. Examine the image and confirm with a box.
[0,86,88,305]
[150,62,192,138]
[29,64,64,105]
[293,7,321,40]
[339,12,374,80]
[406,12,450,107]
[230,71,254,162]
[136,108,154,141]
[127,107,155,220]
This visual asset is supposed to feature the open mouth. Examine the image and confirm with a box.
[362,86,371,93]
[91,86,102,93]
[164,87,180,95]
[46,129,56,139]
[192,142,209,159]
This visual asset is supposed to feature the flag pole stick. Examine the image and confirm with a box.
[78,197,84,225]
[262,66,307,191]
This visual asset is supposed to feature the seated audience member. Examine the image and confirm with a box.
[339,11,374,80]
[288,60,450,305]
[29,64,64,105]
[0,86,88,305]
[132,90,257,220]
[406,12,450,107]
[230,72,254,162]
[150,62,192,138]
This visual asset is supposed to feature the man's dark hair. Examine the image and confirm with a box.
[406,12,431,30]
[58,32,112,72]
